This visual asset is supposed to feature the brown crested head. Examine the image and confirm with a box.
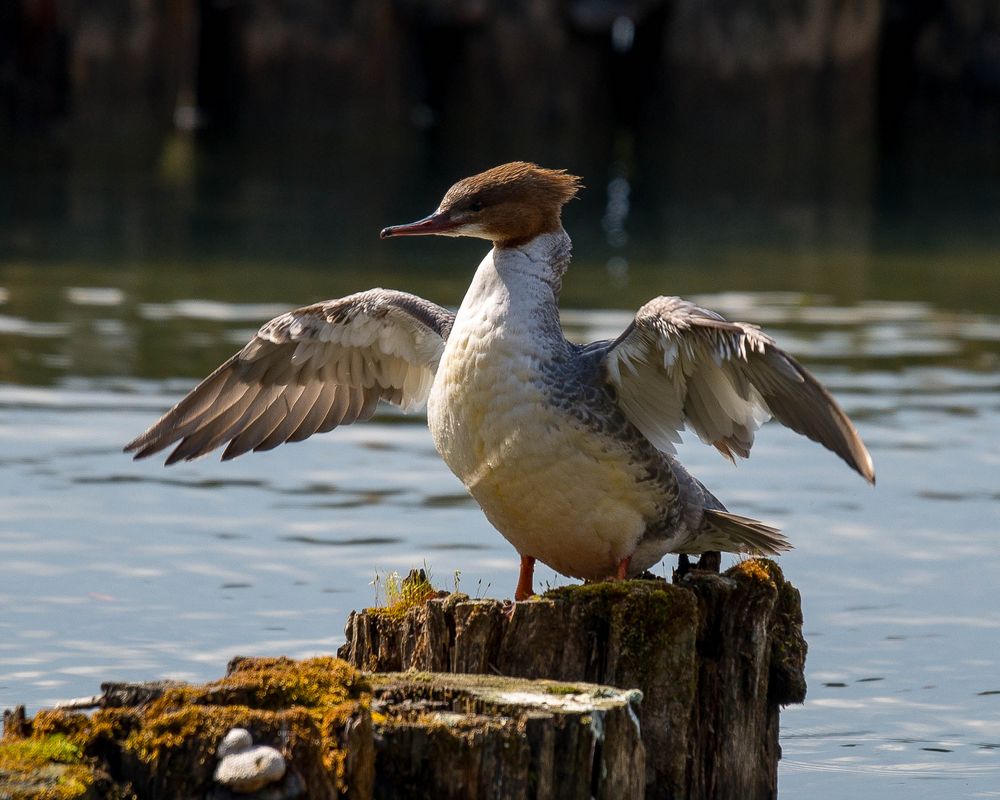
[380,162,582,248]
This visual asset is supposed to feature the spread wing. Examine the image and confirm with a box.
[602,296,875,483]
[125,289,454,464]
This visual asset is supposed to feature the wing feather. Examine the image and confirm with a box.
[254,381,324,452]
[222,384,307,461]
[318,387,353,434]
[602,296,875,483]
[125,289,454,463]
[163,384,269,466]
[288,384,339,443]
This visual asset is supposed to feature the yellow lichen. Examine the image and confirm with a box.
[18,657,370,797]
[32,708,139,753]
[213,655,368,710]
[122,657,368,790]
[123,704,246,764]
[731,557,777,586]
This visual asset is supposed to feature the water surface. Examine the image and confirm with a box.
[1,152,998,798]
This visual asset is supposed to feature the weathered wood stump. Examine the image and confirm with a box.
[1,658,644,799]
[339,559,807,800]
[368,673,643,800]
[1,559,804,799]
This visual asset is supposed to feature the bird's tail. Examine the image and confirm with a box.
[699,509,791,556]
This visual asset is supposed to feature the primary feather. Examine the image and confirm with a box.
[125,289,454,464]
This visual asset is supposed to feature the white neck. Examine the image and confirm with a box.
[499,228,572,288]
[455,229,571,341]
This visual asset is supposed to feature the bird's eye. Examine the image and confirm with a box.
[469,201,484,213]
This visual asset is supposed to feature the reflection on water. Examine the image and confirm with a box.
[1,181,999,798]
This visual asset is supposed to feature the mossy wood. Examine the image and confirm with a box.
[2,657,372,800]
[2,659,643,799]
[340,559,807,800]
[1,560,804,799]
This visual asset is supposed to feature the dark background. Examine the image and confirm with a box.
[1,1,998,282]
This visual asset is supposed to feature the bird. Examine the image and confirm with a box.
[125,162,875,601]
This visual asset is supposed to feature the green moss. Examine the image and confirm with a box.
[545,580,636,603]
[127,657,368,786]
[32,708,140,753]
[0,734,95,799]
[548,579,696,661]
[0,734,82,766]
[544,684,585,695]
[23,657,370,796]
[367,568,439,621]
[621,590,677,646]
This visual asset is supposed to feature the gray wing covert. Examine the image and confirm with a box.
[601,296,875,483]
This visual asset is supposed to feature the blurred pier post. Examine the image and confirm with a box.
[5,1,997,142]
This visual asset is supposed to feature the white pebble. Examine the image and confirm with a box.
[216,727,253,758]
[214,745,287,793]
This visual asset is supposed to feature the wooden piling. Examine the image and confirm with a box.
[340,559,807,799]
[1,559,804,799]
[1,662,645,798]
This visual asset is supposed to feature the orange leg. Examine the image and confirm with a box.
[613,555,632,581]
[514,555,536,601]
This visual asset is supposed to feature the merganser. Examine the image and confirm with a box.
[126,162,875,600]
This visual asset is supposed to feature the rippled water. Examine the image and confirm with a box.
[2,181,999,795]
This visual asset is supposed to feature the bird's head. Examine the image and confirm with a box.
[380,162,582,248]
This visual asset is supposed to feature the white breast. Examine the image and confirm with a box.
[427,246,551,481]
[427,239,662,580]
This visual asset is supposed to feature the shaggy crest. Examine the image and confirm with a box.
[441,162,582,211]
[380,162,583,247]
[432,162,583,247]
